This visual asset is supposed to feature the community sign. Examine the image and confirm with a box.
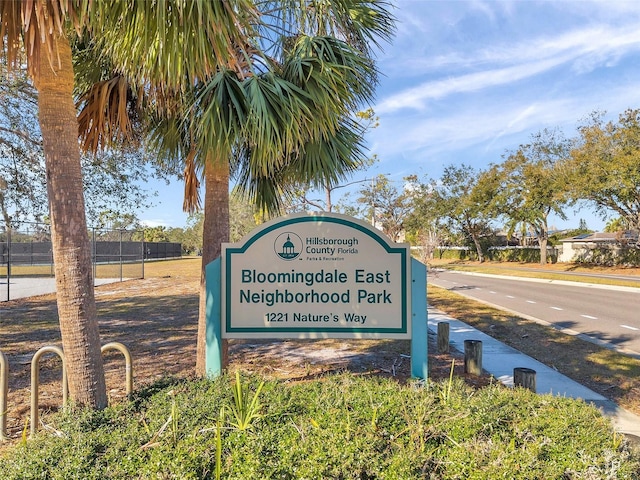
[220,212,411,339]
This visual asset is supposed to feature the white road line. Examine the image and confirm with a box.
[526,300,536,304]
[550,306,563,311]
[506,295,515,299]
[489,291,497,294]
[581,314,598,320]
[620,325,640,331]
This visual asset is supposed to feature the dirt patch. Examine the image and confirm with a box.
[0,274,487,447]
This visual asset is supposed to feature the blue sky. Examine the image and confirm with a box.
[141,0,640,231]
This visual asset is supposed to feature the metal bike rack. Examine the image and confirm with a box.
[30,346,67,438]
[1,350,8,441]
[20,342,132,438]
[101,342,133,395]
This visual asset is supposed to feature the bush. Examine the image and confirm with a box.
[1,374,638,479]
[433,247,475,261]
[573,246,640,267]
[488,246,559,263]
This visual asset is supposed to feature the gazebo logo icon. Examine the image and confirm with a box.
[274,232,302,260]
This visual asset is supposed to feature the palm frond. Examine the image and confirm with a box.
[283,36,377,119]
[236,115,367,214]
[194,69,248,159]
[87,0,260,91]
[183,148,202,213]
[262,0,396,56]
[76,75,137,152]
[0,0,86,77]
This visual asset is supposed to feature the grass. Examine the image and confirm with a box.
[1,374,637,479]
[1,259,164,279]
[433,259,640,288]
[2,257,640,476]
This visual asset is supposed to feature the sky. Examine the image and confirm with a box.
[140,0,640,232]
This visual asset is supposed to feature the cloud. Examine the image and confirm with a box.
[370,80,638,171]
[376,23,640,115]
[375,56,572,113]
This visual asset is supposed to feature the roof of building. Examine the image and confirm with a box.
[560,231,639,243]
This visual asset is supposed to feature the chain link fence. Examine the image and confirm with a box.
[1,222,181,302]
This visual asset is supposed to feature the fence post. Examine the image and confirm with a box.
[514,367,536,392]
[92,227,97,281]
[140,234,145,279]
[1,350,8,441]
[464,339,483,375]
[6,228,10,300]
[101,342,133,395]
[437,322,450,353]
[30,346,67,438]
[119,229,123,282]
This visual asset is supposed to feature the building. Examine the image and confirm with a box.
[558,231,639,263]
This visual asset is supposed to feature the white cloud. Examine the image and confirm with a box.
[376,22,640,115]
[371,80,639,171]
[375,55,572,113]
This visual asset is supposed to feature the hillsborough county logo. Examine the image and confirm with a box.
[274,232,302,260]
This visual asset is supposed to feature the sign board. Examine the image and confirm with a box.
[221,212,411,339]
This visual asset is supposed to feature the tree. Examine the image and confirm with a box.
[568,109,640,233]
[179,194,260,255]
[142,2,395,374]
[484,129,571,264]
[0,0,256,408]
[425,165,495,262]
[403,175,451,263]
[605,217,634,233]
[354,174,411,241]
[0,64,45,229]
[0,67,162,228]
[279,109,380,213]
[20,0,394,382]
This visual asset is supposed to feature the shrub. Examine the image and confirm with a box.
[1,374,638,479]
[487,246,560,263]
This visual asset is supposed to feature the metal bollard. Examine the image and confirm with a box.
[30,346,67,438]
[101,342,133,395]
[1,350,8,441]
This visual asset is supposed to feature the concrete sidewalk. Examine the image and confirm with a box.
[428,307,640,440]
[1,277,125,301]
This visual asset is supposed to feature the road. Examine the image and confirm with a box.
[428,270,640,356]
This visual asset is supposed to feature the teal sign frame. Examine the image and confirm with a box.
[205,213,428,379]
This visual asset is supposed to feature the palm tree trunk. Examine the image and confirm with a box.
[195,156,230,376]
[33,33,107,408]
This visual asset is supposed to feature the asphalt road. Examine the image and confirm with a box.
[428,270,640,356]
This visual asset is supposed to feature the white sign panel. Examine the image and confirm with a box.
[221,212,411,339]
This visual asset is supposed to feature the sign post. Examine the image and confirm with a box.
[205,212,428,378]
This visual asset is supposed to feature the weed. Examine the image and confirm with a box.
[228,371,264,431]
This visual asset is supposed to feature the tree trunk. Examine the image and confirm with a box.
[32,34,107,408]
[471,235,484,263]
[195,156,230,376]
[539,233,548,265]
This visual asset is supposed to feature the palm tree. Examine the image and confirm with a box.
[0,0,255,407]
[3,2,394,404]
[146,2,396,374]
